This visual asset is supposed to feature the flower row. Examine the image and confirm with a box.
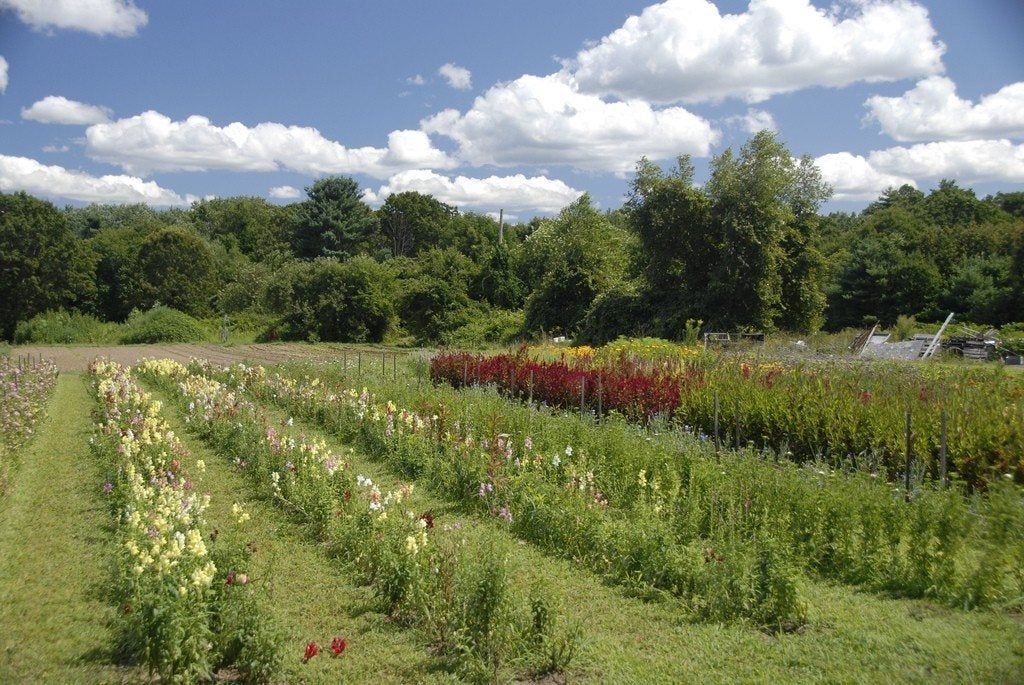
[0,355,58,488]
[260,359,1024,613]
[89,359,280,682]
[139,358,576,681]
[206,360,811,626]
[431,350,1024,486]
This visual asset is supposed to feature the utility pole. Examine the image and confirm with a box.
[498,208,504,244]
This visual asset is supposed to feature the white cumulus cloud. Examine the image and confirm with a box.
[725,108,777,134]
[867,139,1024,183]
[363,169,583,214]
[438,63,472,90]
[815,152,915,201]
[0,154,191,205]
[818,139,1024,201]
[568,0,945,104]
[268,185,302,199]
[407,74,426,86]
[0,56,8,92]
[0,0,148,37]
[22,95,112,125]
[865,76,1024,142]
[85,110,457,178]
[422,73,718,173]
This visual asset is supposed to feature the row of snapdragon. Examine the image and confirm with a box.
[0,355,58,490]
[238,359,1024,613]
[88,359,280,683]
[200,360,811,627]
[138,358,576,682]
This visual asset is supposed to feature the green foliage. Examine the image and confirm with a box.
[0,192,97,340]
[443,308,524,348]
[120,306,207,344]
[282,256,396,342]
[398,248,479,344]
[577,283,650,344]
[523,195,633,335]
[14,310,119,344]
[138,227,219,317]
[472,243,525,310]
[292,177,379,259]
[192,196,292,260]
[88,226,146,321]
[378,191,457,257]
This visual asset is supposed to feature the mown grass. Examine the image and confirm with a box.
[228,375,1024,683]
[0,374,141,683]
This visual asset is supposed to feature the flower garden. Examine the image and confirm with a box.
[2,344,1023,683]
[0,355,57,492]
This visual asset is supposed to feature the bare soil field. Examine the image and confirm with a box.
[6,343,349,372]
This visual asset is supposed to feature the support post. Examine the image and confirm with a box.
[714,390,720,451]
[905,409,913,497]
[940,408,948,487]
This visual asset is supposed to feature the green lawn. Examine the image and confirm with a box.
[0,374,140,683]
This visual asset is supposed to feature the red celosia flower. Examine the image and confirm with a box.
[420,512,435,529]
[330,637,347,656]
[304,641,320,661]
[226,571,236,585]
[859,390,872,404]
[343,491,352,502]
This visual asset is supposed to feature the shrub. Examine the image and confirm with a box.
[14,310,118,344]
[281,256,396,342]
[443,309,524,348]
[138,228,219,317]
[577,284,650,345]
[120,306,207,344]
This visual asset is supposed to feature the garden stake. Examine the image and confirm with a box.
[904,409,913,499]
[580,377,586,418]
[714,390,720,451]
[463,360,468,387]
[940,408,948,487]
[382,351,386,377]
[597,375,603,420]
[734,397,740,449]
[358,352,361,379]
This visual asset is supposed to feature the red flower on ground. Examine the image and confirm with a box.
[343,490,352,502]
[330,637,347,656]
[304,641,320,662]
[420,512,435,529]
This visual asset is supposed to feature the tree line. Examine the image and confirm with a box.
[2,132,1022,345]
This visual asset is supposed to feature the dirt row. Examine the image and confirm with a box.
[4,343,363,372]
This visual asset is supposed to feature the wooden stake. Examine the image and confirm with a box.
[580,377,586,418]
[904,408,913,497]
[714,390,720,451]
[734,397,741,449]
[940,408,948,487]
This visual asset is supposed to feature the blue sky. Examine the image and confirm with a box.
[1,0,1023,216]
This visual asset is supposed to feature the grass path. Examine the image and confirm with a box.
[147,382,457,684]
[251,388,1024,683]
[0,373,139,683]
